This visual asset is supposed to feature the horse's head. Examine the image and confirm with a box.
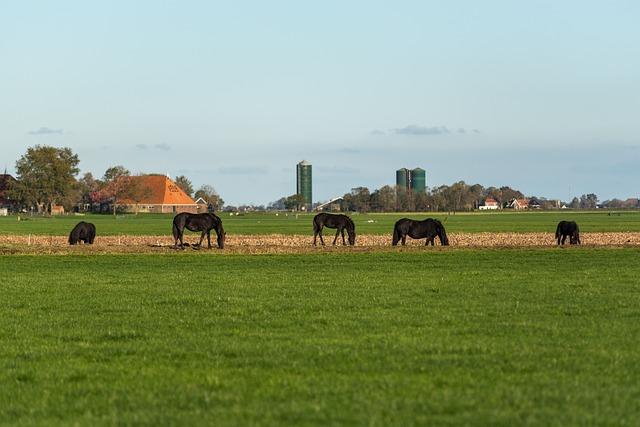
[217,229,226,249]
[347,219,356,245]
[437,223,450,246]
[439,232,450,246]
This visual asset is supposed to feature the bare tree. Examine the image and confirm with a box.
[194,184,224,211]
[126,176,155,214]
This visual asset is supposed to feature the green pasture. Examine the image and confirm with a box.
[2,249,640,426]
[1,210,640,236]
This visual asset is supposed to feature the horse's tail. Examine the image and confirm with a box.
[392,222,401,246]
[313,215,323,237]
[172,218,181,242]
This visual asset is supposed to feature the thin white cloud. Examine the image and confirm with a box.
[135,143,171,150]
[28,127,63,135]
[394,125,450,136]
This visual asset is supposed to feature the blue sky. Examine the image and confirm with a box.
[2,1,639,206]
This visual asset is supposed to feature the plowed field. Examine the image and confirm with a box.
[2,232,639,254]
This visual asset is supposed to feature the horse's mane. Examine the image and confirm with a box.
[346,216,355,229]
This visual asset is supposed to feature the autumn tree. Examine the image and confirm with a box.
[100,166,131,215]
[10,145,80,213]
[77,172,100,211]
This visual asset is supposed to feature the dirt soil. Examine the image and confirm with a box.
[2,233,639,255]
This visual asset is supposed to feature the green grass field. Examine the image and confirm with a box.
[2,248,640,426]
[2,211,640,425]
[2,210,640,236]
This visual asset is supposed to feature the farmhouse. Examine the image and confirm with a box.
[118,175,199,214]
[509,199,529,209]
[479,197,500,210]
[315,197,344,212]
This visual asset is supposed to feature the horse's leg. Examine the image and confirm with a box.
[401,235,407,246]
[196,231,206,249]
[318,226,326,245]
[313,224,319,245]
[177,229,186,249]
[206,229,212,249]
[340,228,347,245]
[332,228,340,245]
[561,234,567,245]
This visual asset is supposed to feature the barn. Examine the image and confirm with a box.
[118,175,200,214]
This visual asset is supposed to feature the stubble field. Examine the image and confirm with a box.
[2,210,640,254]
[2,231,640,255]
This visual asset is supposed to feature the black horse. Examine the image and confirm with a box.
[68,221,96,245]
[313,213,356,246]
[556,220,580,245]
[392,218,449,246]
[172,212,226,249]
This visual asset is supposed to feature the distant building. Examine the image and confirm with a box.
[479,197,500,210]
[396,168,426,192]
[296,160,312,210]
[509,199,529,209]
[118,175,199,214]
[315,197,343,212]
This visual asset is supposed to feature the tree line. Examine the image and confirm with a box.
[271,184,614,213]
[6,145,633,215]
[7,145,223,214]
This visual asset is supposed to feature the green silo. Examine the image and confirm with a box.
[396,168,409,188]
[410,168,426,192]
[296,160,312,210]
[396,167,427,192]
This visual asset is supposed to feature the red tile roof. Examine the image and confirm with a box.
[119,175,195,205]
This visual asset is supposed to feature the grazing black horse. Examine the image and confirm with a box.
[392,218,449,246]
[68,221,96,245]
[172,212,225,249]
[556,220,580,245]
[313,213,356,246]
